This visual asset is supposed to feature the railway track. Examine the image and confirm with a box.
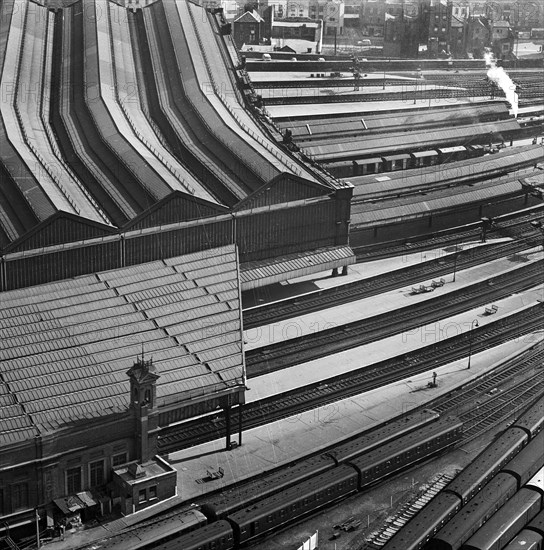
[244,216,543,329]
[352,206,544,260]
[158,303,544,453]
[245,258,543,375]
[460,372,544,442]
[261,84,543,105]
[101,340,544,550]
[252,74,544,90]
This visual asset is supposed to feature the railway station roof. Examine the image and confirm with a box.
[351,179,522,227]
[350,144,542,198]
[305,120,521,161]
[0,245,245,446]
[275,102,510,133]
[0,0,334,254]
[240,245,356,290]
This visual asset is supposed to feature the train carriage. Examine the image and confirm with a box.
[430,473,519,550]
[226,464,358,546]
[511,397,544,437]
[200,410,439,521]
[461,487,542,550]
[151,520,234,550]
[445,427,528,504]
[502,431,544,487]
[503,530,543,550]
[348,417,463,491]
[331,409,439,464]
[528,509,544,536]
[200,453,337,521]
[382,492,462,550]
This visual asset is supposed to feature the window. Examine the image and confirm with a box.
[11,483,28,511]
[138,489,146,503]
[66,467,82,495]
[89,460,105,488]
[112,452,128,467]
[149,486,157,499]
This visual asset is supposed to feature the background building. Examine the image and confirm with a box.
[233,10,265,47]
[491,19,515,58]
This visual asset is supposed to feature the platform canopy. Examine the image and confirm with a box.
[240,245,355,290]
[0,245,245,445]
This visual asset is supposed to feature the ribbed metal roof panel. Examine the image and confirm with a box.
[240,245,355,282]
[0,274,100,301]
[0,288,117,317]
[153,302,231,328]
[207,355,243,373]
[219,366,244,381]
[0,428,40,446]
[279,103,510,135]
[166,311,240,339]
[186,332,241,354]
[0,245,242,444]
[308,120,522,160]
[101,266,177,288]
[204,280,238,294]
[198,343,241,363]
[142,293,218,318]
[193,271,239,288]
[99,260,166,280]
[124,281,198,303]
[112,273,189,295]
[351,146,541,197]
[352,180,521,226]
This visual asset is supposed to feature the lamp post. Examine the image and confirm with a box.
[467,319,479,369]
[452,241,459,282]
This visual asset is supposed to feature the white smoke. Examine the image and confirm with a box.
[484,50,518,118]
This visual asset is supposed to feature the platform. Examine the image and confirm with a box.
[242,238,515,309]
[168,334,544,503]
[41,240,544,550]
[249,72,419,83]
[244,245,543,351]
[258,83,463,101]
[265,96,506,119]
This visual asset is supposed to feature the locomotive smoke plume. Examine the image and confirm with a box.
[484,51,518,117]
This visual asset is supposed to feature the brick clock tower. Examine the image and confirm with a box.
[113,357,176,516]
[126,355,160,463]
